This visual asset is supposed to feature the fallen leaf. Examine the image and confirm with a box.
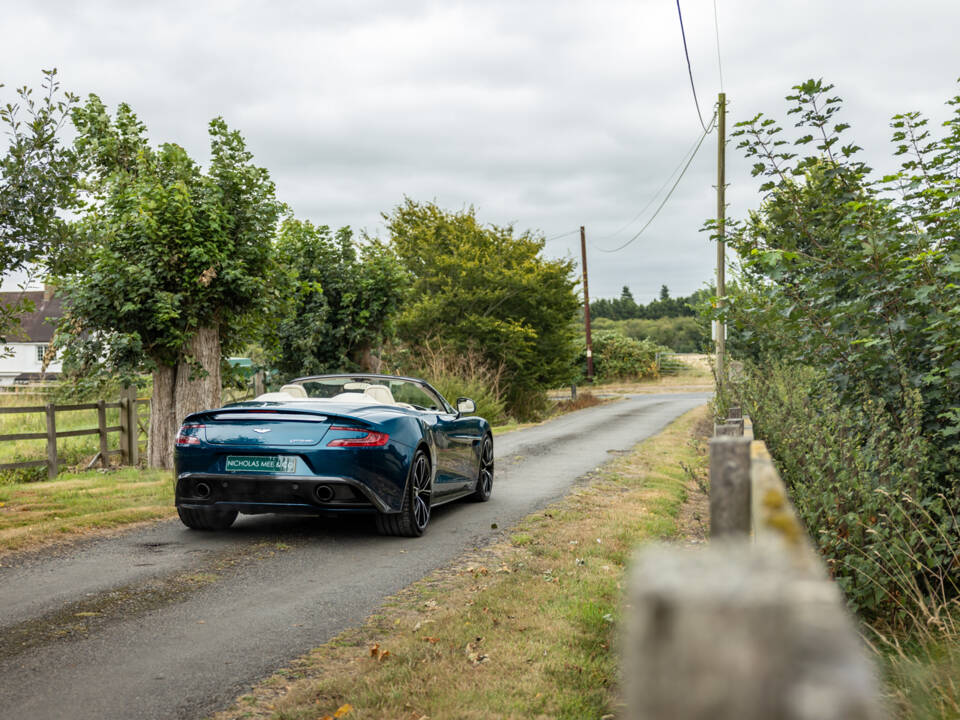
[423,636,439,643]
[369,643,380,658]
[378,650,391,662]
[334,703,354,717]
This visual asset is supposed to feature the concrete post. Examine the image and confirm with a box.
[625,543,884,720]
[714,421,742,436]
[709,436,751,537]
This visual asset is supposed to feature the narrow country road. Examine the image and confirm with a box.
[0,392,709,720]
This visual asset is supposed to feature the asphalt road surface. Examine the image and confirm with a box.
[0,392,708,720]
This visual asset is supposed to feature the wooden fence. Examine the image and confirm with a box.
[623,407,885,720]
[0,388,149,479]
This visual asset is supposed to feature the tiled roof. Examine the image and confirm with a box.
[0,291,63,343]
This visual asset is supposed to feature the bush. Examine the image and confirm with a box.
[732,362,958,624]
[577,331,666,383]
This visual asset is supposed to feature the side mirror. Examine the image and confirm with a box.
[456,397,476,415]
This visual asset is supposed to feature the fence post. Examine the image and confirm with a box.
[119,394,130,465]
[45,403,57,479]
[97,399,108,468]
[709,436,751,537]
[128,388,140,466]
[625,543,884,720]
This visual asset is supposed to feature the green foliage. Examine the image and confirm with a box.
[55,96,284,379]
[0,69,79,343]
[270,219,406,378]
[719,80,960,630]
[577,331,665,383]
[592,316,708,352]
[382,199,580,419]
[717,78,959,480]
[733,362,955,621]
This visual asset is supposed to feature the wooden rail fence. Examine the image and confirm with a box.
[0,388,149,479]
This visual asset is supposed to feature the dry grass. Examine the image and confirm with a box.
[553,391,605,413]
[210,404,710,720]
[0,467,173,556]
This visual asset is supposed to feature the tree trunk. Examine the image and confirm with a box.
[174,324,222,427]
[146,326,222,470]
[148,363,177,469]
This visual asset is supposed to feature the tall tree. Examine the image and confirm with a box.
[383,199,579,416]
[0,69,78,340]
[271,219,405,378]
[56,97,284,468]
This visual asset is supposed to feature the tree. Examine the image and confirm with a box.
[718,78,959,479]
[0,69,78,341]
[382,199,580,417]
[659,284,669,301]
[271,219,406,378]
[56,96,284,468]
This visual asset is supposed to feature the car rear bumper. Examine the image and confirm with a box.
[175,472,391,514]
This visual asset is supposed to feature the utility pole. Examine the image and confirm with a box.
[716,92,726,386]
[580,225,594,382]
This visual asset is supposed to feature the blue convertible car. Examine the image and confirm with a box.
[174,374,494,537]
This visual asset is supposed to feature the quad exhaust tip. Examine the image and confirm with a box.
[314,484,335,502]
[194,482,211,499]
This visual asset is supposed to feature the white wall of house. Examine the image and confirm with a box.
[0,343,62,384]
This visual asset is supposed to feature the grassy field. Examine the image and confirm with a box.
[0,466,173,556]
[209,405,711,720]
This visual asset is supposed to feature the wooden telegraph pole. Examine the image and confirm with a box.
[716,92,726,385]
[580,226,594,382]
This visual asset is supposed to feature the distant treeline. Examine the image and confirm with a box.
[590,285,710,321]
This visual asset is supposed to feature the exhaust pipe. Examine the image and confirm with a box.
[194,482,211,499]
[314,484,335,502]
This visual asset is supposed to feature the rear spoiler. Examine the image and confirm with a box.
[186,404,371,427]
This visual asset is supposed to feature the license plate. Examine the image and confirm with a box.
[225,455,297,473]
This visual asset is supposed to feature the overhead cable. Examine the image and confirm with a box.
[543,229,579,242]
[676,0,710,133]
[595,131,704,242]
[594,112,716,253]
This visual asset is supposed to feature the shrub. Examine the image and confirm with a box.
[732,362,958,624]
[577,331,666,383]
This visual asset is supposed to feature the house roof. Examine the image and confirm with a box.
[0,291,63,343]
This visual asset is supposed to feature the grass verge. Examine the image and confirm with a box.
[0,467,173,556]
[211,404,710,720]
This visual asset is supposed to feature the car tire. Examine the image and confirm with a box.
[376,449,431,537]
[468,434,494,502]
[177,506,238,530]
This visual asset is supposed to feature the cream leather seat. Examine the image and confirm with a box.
[279,384,308,398]
[363,384,395,405]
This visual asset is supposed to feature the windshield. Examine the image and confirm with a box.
[293,376,452,413]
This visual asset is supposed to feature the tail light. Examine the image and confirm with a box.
[176,423,206,446]
[326,426,389,447]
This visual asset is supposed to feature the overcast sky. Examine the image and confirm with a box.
[3,0,959,301]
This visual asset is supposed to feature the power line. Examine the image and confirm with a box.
[676,0,709,133]
[593,112,716,254]
[594,131,704,242]
[543,229,579,242]
[713,0,725,93]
